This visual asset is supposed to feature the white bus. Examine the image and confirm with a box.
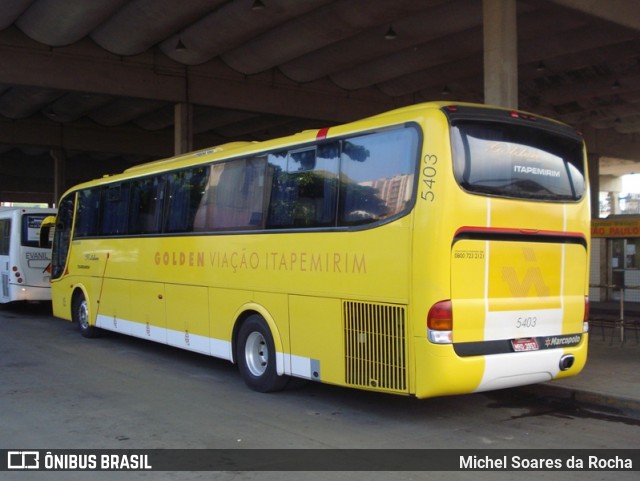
[0,207,57,304]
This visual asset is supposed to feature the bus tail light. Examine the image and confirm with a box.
[12,266,23,284]
[583,295,589,333]
[427,300,453,344]
[509,110,537,121]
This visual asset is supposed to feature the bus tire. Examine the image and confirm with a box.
[236,314,287,393]
[72,292,100,339]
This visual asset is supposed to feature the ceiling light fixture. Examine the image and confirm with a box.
[175,38,186,51]
[252,0,265,10]
[384,26,397,40]
[612,79,621,90]
[441,85,451,96]
[536,61,546,72]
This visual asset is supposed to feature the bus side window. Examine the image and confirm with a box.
[75,189,101,238]
[339,128,418,226]
[194,158,266,231]
[129,177,165,235]
[316,143,340,226]
[0,219,10,255]
[100,184,130,236]
[165,167,209,233]
[266,144,339,229]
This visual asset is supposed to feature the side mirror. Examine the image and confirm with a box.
[39,215,56,249]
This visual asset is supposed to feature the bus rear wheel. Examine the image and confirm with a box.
[236,315,288,393]
[72,292,100,339]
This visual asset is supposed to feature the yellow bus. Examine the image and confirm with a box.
[46,102,590,398]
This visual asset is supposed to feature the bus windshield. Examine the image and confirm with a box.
[451,121,585,201]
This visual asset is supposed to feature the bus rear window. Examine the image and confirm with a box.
[22,214,48,248]
[451,121,585,201]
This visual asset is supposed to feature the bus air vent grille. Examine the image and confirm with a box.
[343,300,408,393]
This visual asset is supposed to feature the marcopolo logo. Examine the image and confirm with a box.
[8,451,40,469]
[543,335,581,348]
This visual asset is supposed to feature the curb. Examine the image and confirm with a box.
[519,383,640,422]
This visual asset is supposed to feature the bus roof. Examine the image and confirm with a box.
[0,206,56,214]
[58,101,577,197]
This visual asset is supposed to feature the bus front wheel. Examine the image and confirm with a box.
[72,292,100,339]
[236,315,287,393]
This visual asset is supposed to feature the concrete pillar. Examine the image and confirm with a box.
[608,192,621,215]
[174,102,193,156]
[483,0,518,108]
[587,152,600,218]
[50,148,65,206]
[600,175,622,217]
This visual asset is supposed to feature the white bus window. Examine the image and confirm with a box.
[22,214,48,247]
[0,219,10,255]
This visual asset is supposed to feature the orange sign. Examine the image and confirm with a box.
[591,218,640,238]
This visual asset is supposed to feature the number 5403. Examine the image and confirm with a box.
[516,317,537,328]
[420,154,437,201]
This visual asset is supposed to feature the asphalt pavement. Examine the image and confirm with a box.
[2,300,639,422]
[529,308,640,421]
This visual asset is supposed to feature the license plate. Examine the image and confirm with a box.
[511,338,539,352]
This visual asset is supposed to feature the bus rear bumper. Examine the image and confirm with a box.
[5,284,51,302]
[413,335,588,399]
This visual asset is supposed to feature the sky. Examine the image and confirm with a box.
[621,174,640,195]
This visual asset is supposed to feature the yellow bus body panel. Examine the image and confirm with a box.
[53,217,412,390]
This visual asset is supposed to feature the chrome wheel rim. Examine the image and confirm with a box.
[78,300,89,330]
[245,331,268,377]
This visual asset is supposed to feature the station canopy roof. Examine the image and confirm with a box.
[1,0,640,201]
